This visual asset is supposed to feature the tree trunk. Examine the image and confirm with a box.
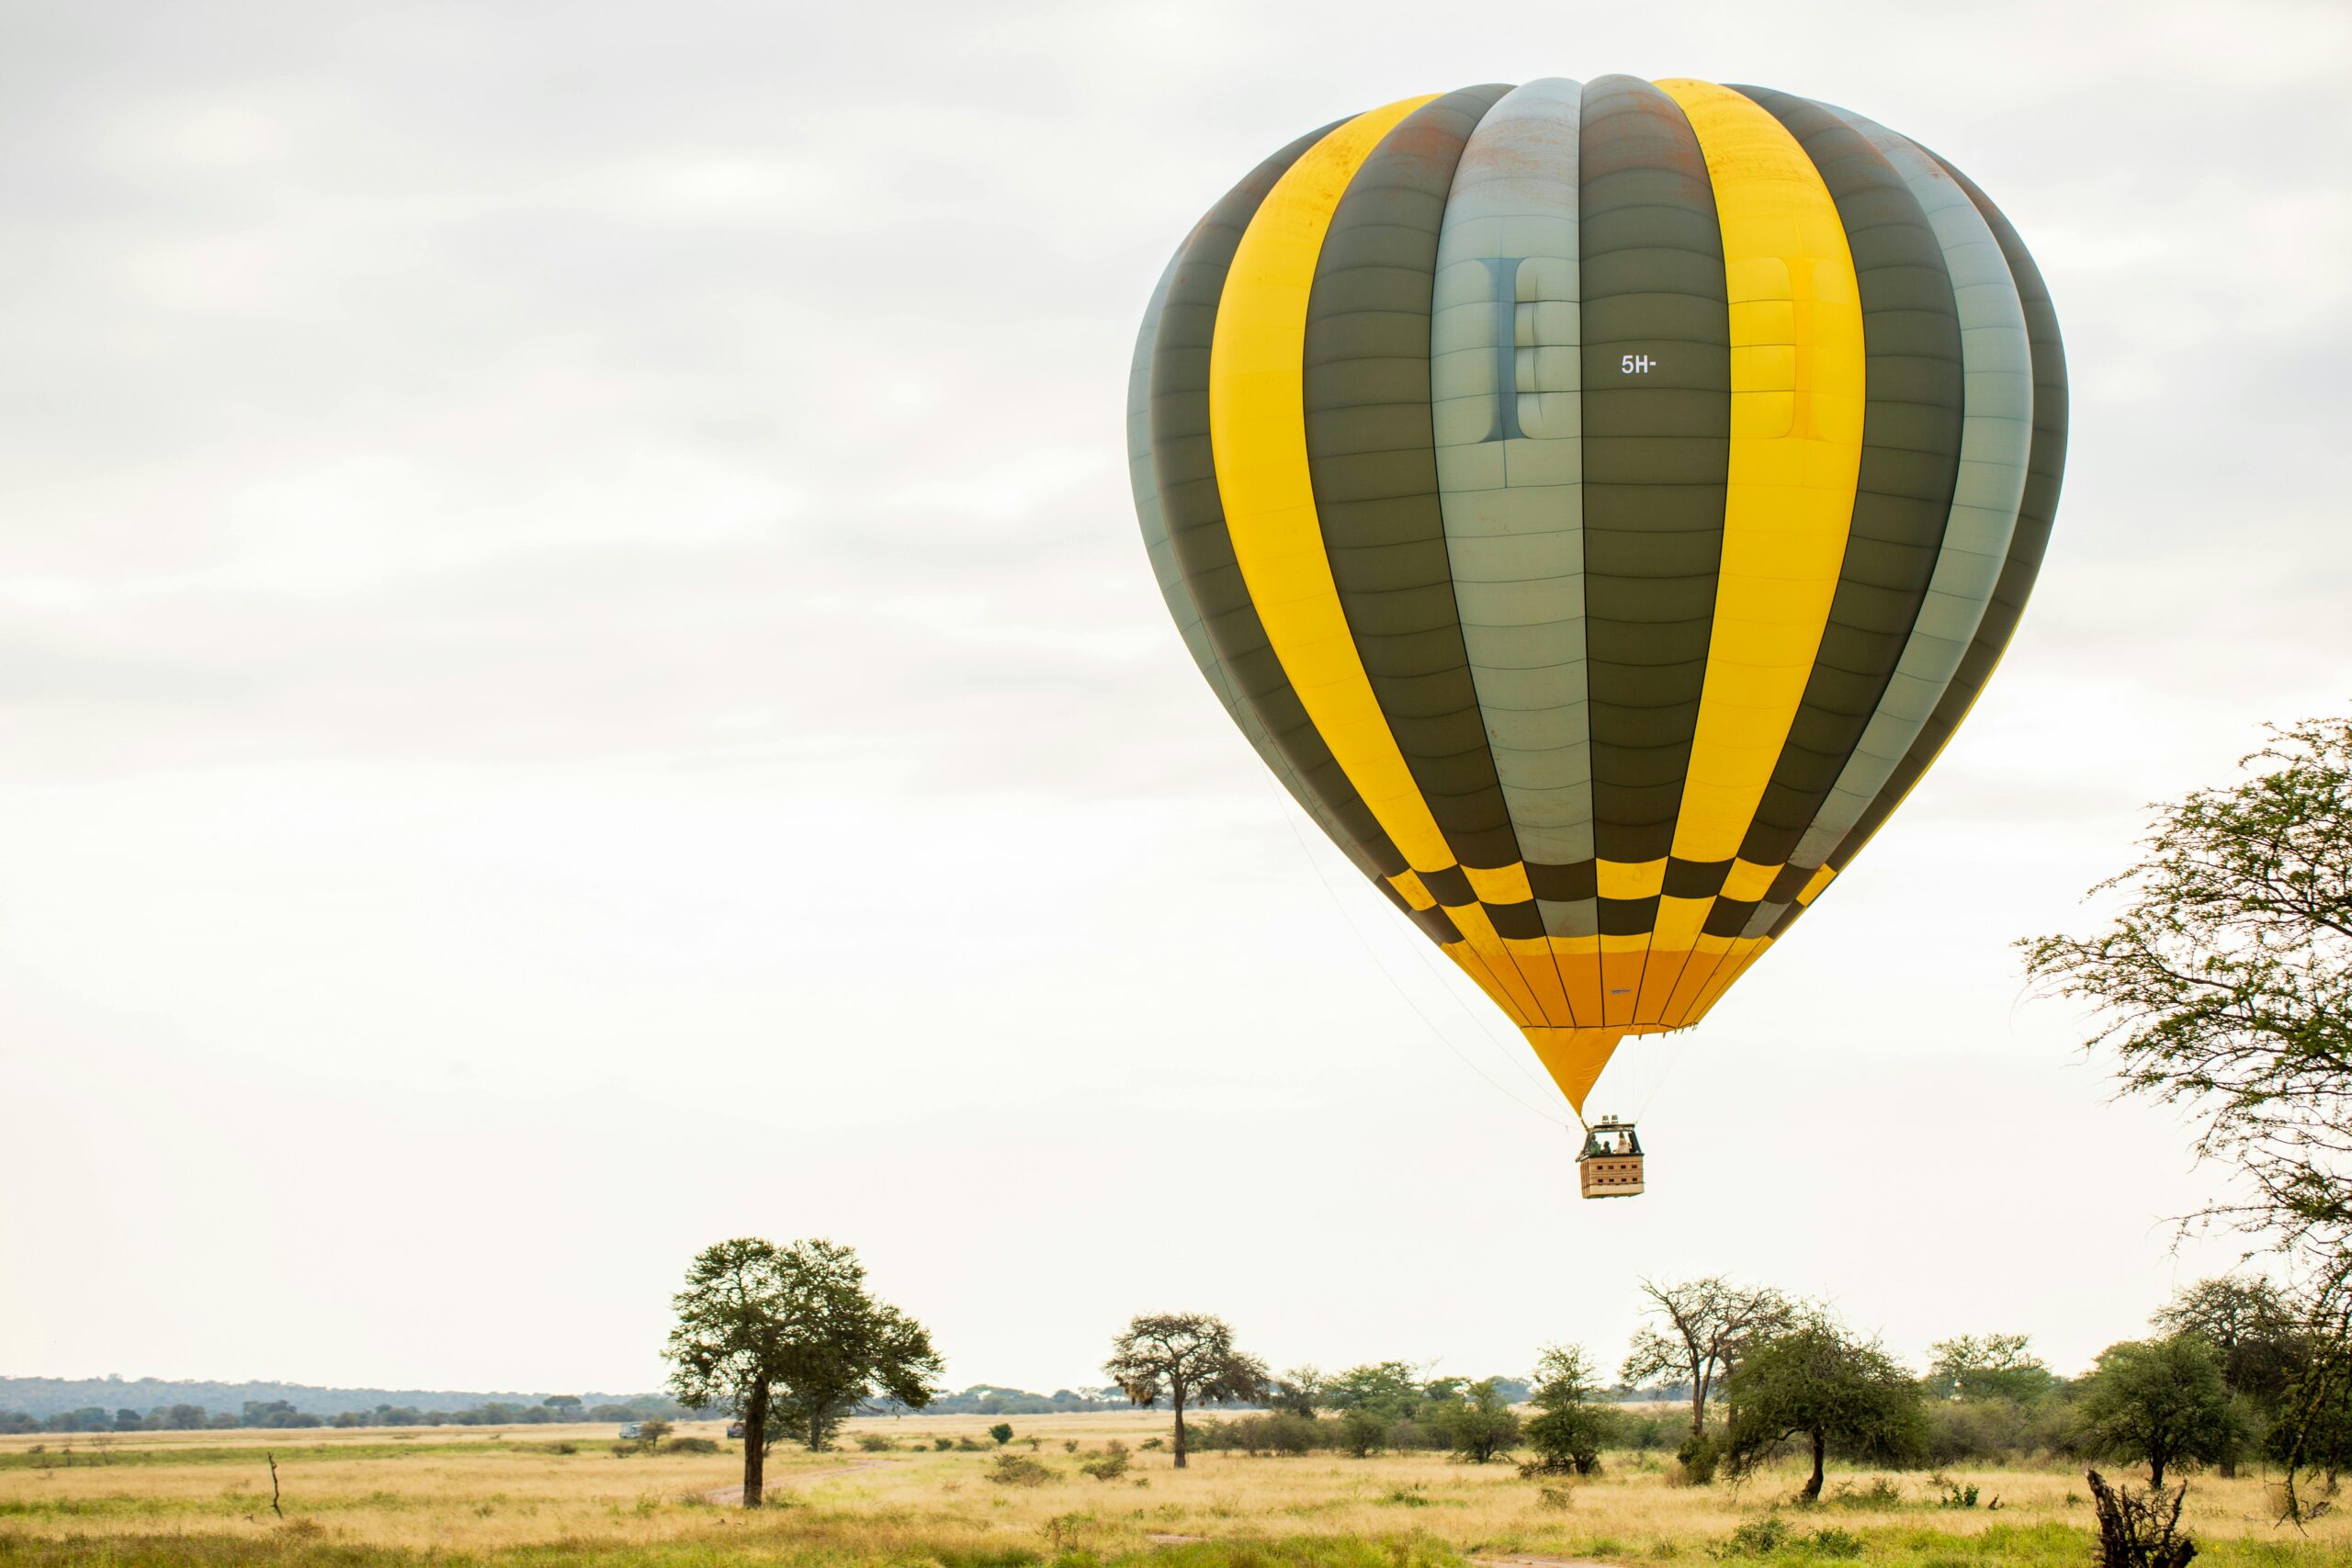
[1690,1367,1708,1438]
[1804,1431,1826,1502]
[2149,1453,2165,1490]
[742,1385,768,1509]
[1172,1385,1189,1470]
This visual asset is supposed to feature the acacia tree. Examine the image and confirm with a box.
[1524,1343,1612,1476]
[1720,1316,1929,1502]
[1104,1313,1268,1469]
[2024,716,2352,1510]
[2075,1336,2244,1488]
[1441,1378,1521,1464]
[2154,1278,2300,1404]
[2023,715,2352,1287]
[1621,1277,1793,1440]
[665,1237,943,1507]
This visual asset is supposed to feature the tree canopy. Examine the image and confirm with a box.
[1720,1315,1928,1501]
[1523,1344,1611,1476]
[2024,715,2352,1289]
[2074,1334,2243,1488]
[664,1237,941,1506]
[1622,1277,1793,1438]
[1104,1314,1267,1470]
[1925,1333,2058,1403]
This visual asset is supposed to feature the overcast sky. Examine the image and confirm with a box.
[3,0,2347,1402]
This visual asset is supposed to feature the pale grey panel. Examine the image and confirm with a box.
[1785,103,2036,872]
[1430,76,1591,915]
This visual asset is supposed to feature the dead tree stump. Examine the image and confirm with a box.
[2086,1468,2195,1568]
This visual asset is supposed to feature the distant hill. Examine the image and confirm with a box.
[0,1375,1127,1428]
[0,1375,660,1422]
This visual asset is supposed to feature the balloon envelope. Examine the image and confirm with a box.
[1127,76,2065,1115]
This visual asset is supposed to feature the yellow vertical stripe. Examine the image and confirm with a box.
[1653,80,1866,871]
[1208,96,1580,1055]
[1209,94,1450,876]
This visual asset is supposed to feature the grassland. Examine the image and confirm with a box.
[2,1409,2346,1567]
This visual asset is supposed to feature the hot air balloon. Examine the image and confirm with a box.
[1126,76,2064,1190]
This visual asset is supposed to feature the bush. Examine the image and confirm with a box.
[1601,1407,1677,1452]
[1440,1379,1521,1463]
[1821,1477,1905,1509]
[1339,1407,1390,1458]
[668,1437,720,1455]
[1263,1413,1318,1455]
[1079,1440,1132,1481]
[988,1452,1051,1487]
[933,1437,955,1451]
[989,1423,1014,1446]
[1716,1515,1787,1556]
[1678,1431,1722,1486]
[856,1434,895,1453]
[1187,1418,1235,1452]
[1804,1528,1865,1559]
[1925,1397,2064,1464]
[956,1436,989,1451]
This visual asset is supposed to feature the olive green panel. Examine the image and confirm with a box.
[1304,83,1520,872]
[1821,147,2067,874]
[1129,243,1388,886]
[1778,105,2037,876]
[1575,74,1731,866]
[1148,118,1416,880]
[1430,76,1596,933]
[1724,86,1965,869]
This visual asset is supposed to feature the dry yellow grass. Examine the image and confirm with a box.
[2,1408,2347,1566]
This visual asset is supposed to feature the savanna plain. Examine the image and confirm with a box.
[2,1410,2345,1568]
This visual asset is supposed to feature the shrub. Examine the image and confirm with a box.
[1264,1413,1318,1455]
[1387,1418,1438,1451]
[933,1437,955,1451]
[1605,1408,1677,1452]
[856,1434,895,1453]
[1440,1379,1521,1464]
[989,1424,1014,1447]
[1537,1484,1577,1510]
[1063,1439,1080,1453]
[1804,1528,1865,1559]
[1079,1440,1132,1482]
[668,1437,720,1455]
[988,1452,1051,1487]
[1140,1438,1163,1450]
[1339,1406,1390,1458]
[1525,1346,1611,1476]
[1678,1431,1722,1486]
[1715,1515,1787,1556]
[1926,1396,2066,1464]
[1823,1477,1905,1509]
[956,1436,989,1451]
